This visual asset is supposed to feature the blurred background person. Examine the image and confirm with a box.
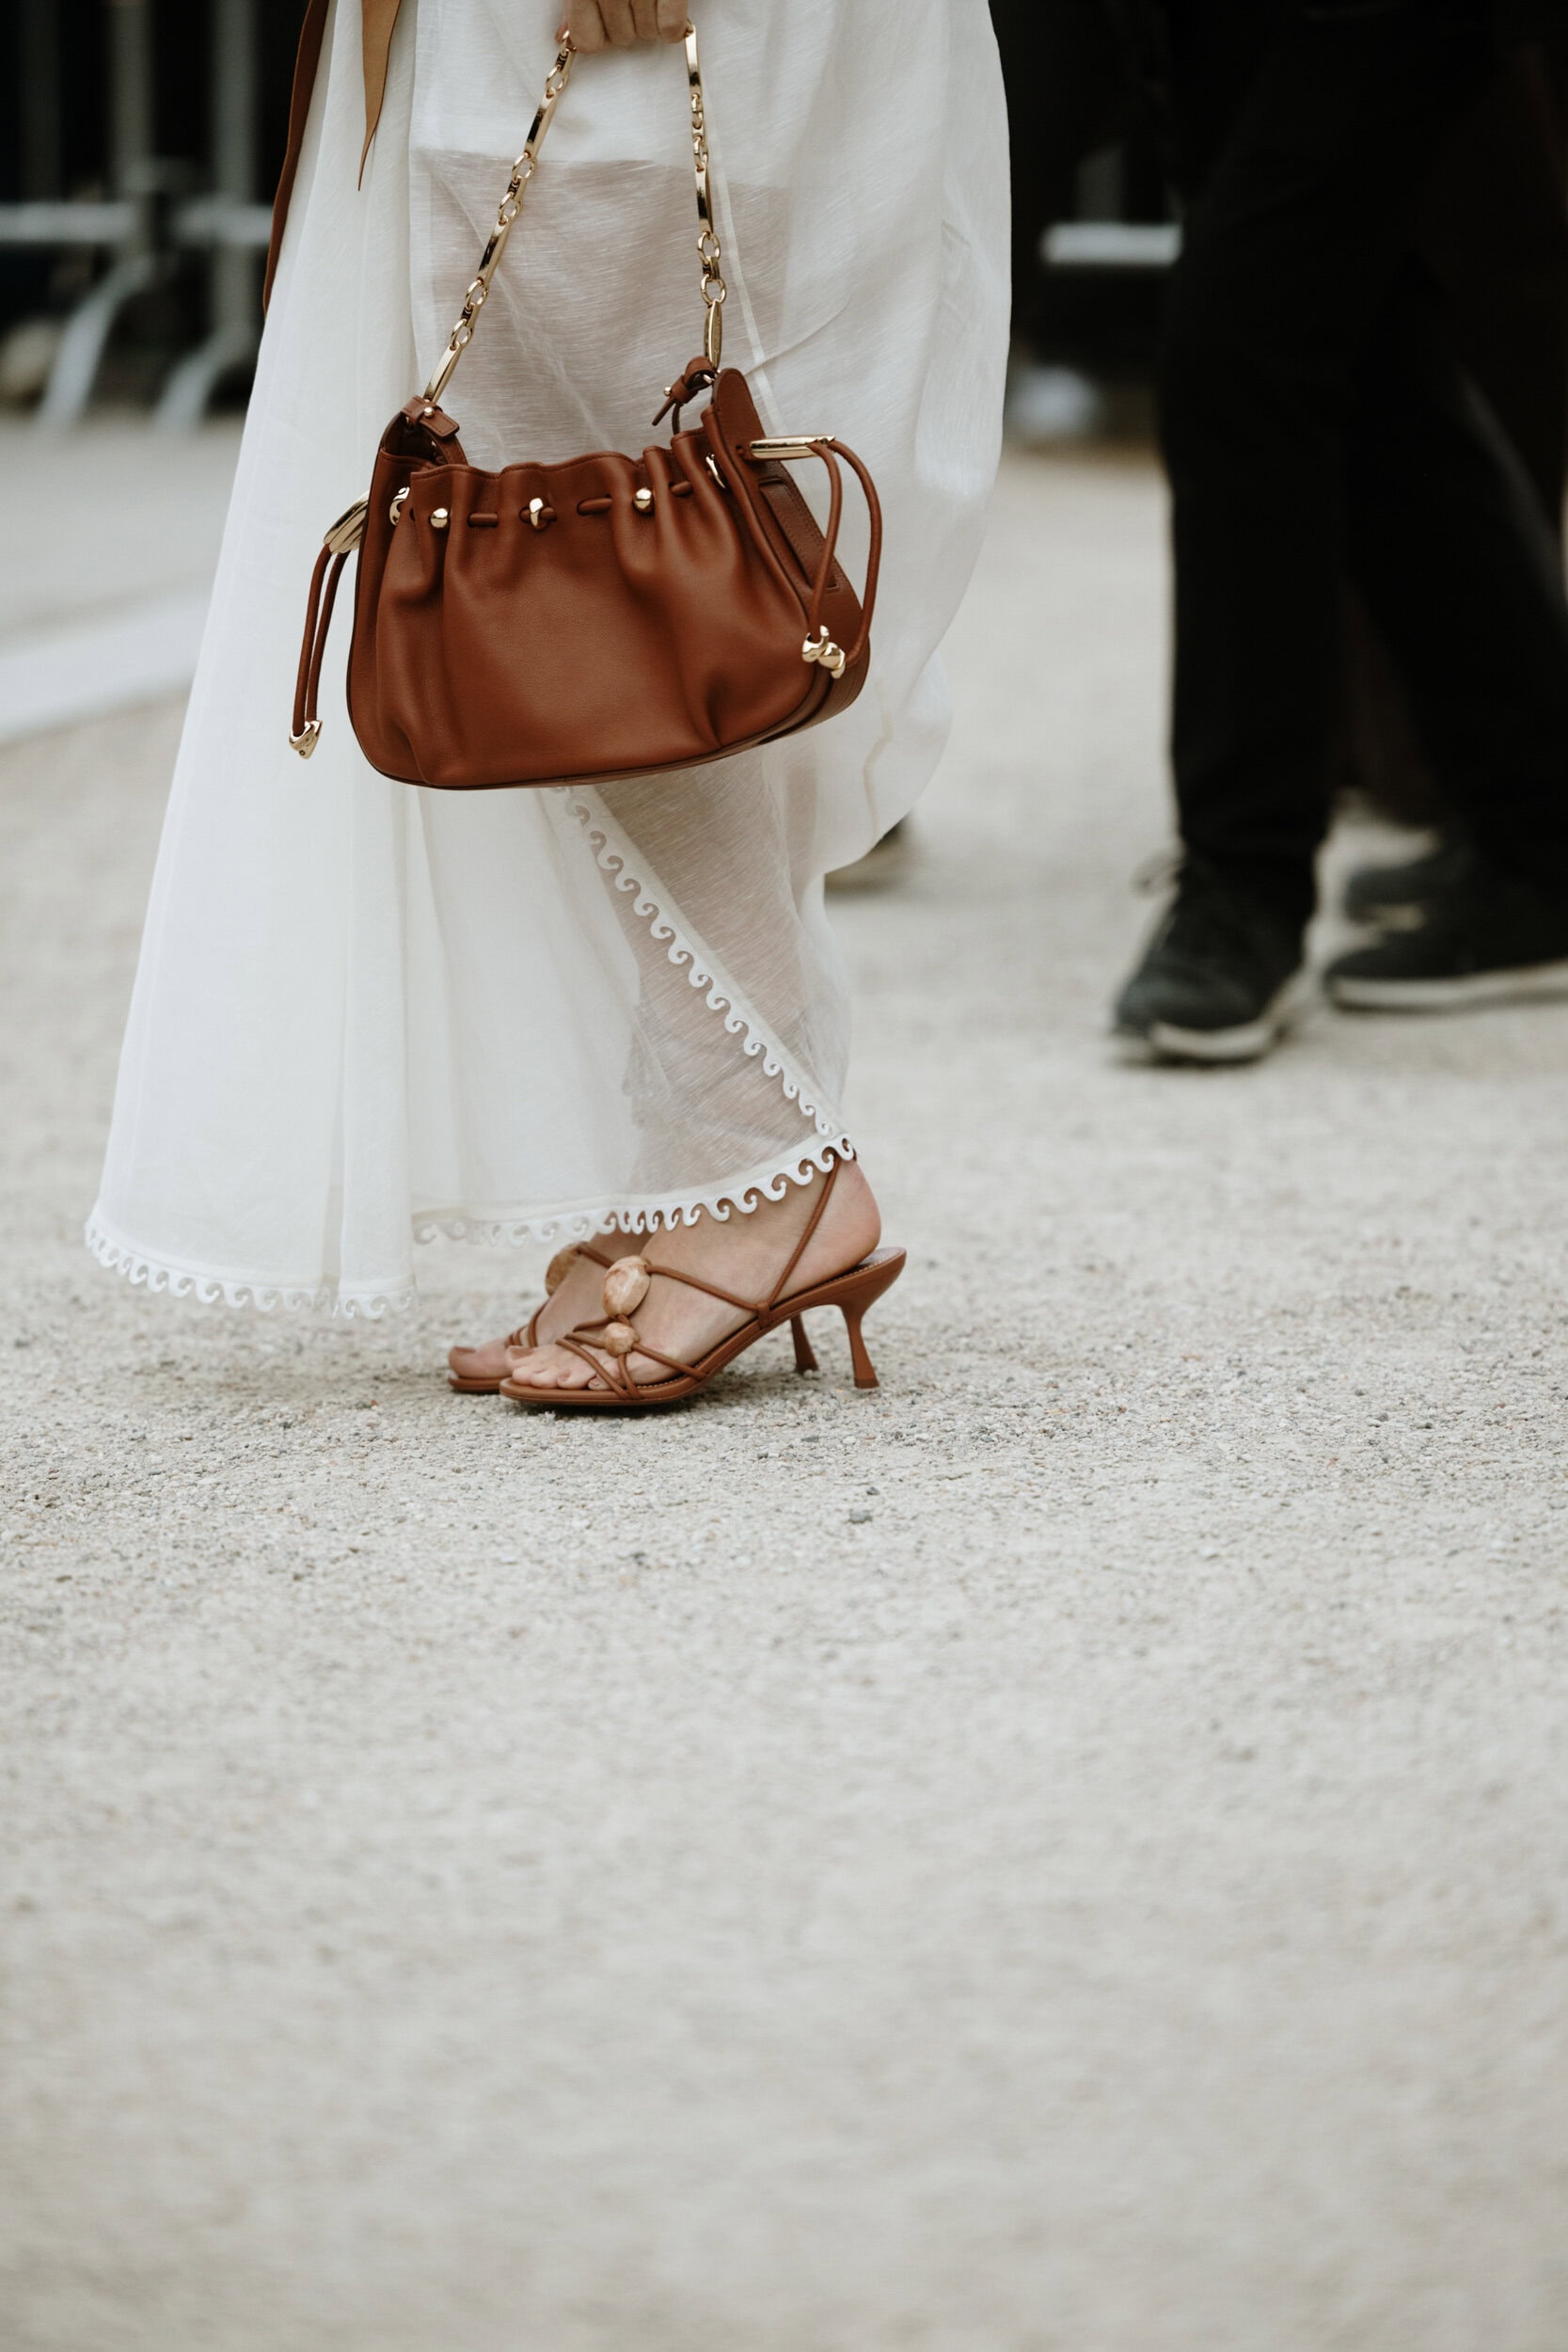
[1334,40,1568,929]
[992,0,1568,1064]
[1103,0,1568,1061]
[991,0,1152,445]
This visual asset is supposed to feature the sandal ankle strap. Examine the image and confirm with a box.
[546,1157,847,1391]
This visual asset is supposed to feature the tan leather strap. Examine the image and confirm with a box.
[764,1156,841,1309]
[616,1260,763,1317]
[289,542,350,754]
[359,0,404,183]
[557,1325,702,1392]
[652,358,717,431]
[509,1242,614,1352]
[813,442,882,674]
[289,404,466,755]
[751,438,883,676]
[547,1159,846,1390]
[804,446,845,652]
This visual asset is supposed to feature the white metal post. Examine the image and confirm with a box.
[155,0,261,429]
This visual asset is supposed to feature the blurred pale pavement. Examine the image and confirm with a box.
[2,440,1566,2352]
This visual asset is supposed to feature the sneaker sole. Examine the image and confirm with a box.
[1118,975,1308,1066]
[1327,958,1568,1012]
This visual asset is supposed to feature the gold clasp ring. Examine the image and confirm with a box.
[801,628,847,679]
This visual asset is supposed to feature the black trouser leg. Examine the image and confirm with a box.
[1344,265,1568,889]
[1161,0,1529,920]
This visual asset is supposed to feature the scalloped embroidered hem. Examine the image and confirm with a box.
[84,1135,854,1319]
[564,786,847,1140]
[414,1133,854,1249]
[84,1213,417,1319]
[85,787,855,1318]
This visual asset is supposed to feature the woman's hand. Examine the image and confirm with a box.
[564,1,688,52]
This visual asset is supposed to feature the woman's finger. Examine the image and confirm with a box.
[566,0,683,52]
[565,3,608,53]
[594,0,640,45]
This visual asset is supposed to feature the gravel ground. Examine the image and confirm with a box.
[3,450,1566,2352]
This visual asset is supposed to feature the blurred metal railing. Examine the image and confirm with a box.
[1044,223,1182,270]
[0,0,270,429]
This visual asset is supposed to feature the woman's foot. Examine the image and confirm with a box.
[455,1157,880,1395]
[446,1311,550,1392]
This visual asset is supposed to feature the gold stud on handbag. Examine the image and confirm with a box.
[289,19,883,789]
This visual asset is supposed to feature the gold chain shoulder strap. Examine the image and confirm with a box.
[421,17,727,411]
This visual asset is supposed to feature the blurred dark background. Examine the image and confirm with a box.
[0,0,295,416]
[4,0,1563,836]
[0,0,1178,426]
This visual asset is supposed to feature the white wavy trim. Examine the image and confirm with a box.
[85,1214,415,1320]
[564,787,848,1146]
[415,1133,853,1249]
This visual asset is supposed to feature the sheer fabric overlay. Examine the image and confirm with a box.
[87,0,1007,1314]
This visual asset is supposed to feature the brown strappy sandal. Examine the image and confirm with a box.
[445,1242,616,1392]
[496,1162,905,1412]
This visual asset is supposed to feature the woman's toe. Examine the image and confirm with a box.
[509,1344,578,1390]
[497,1338,613,1393]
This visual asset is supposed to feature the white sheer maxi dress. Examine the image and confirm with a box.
[87,0,1008,1316]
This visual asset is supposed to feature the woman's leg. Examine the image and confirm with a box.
[450,759,880,1392]
[1162,0,1499,921]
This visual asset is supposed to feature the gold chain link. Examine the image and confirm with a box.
[685,23,726,367]
[422,20,725,409]
[422,37,575,406]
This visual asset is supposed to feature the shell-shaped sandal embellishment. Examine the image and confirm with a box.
[544,1246,580,1295]
[599,1258,651,1360]
[602,1256,651,1316]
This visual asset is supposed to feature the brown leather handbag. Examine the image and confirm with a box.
[289,21,882,791]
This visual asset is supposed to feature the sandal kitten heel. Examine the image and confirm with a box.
[791,1314,819,1374]
[842,1303,879,1389]
[815,1247,906,1390]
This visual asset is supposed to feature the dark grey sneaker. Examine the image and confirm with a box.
[1340,821,1474,929]
[1114,858,1307,1064]
[1325,862,1568,1010]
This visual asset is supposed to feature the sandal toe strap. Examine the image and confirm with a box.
[504,1242,619,1355]
[549,1322,702,1394]
[555,1331,633,1393]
